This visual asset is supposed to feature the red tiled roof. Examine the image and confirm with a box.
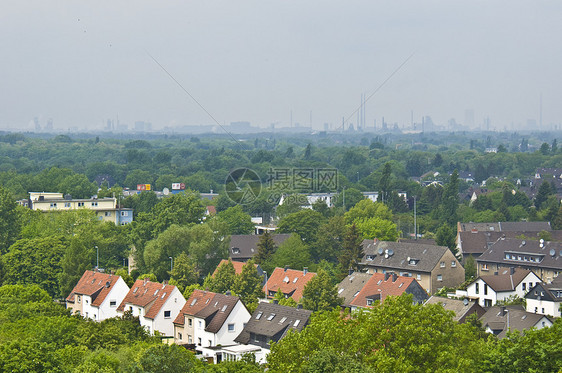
[174,289,241,333]
[212,259,246,277]
[264,267,316,302]
[117,279,178,319]
[66,270,122,307]
[206,206,217,215]
[350,273,415,307]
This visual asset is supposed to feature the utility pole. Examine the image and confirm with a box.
[414,196,417,240]
[169,256,173,271]
[95,246,99,269]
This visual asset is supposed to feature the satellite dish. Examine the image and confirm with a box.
[540,239,544,244]
[540,243,544,248]
[559,250,562,257]
[388,249,394,256]
[385,249,389,254]
[463,298,469,306]
[163,188,170,196]
[407,257,411,262]
[378,248,384,255]
[550,249,556,256]
[385,254,389,259]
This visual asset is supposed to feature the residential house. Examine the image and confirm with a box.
[479,305,552,338]
[336,271,372,307]
[233,302,312,362]
[228,234,291,262]
[66,270,129,321]
[525,276,562,318]
[345,272,428,309]
[457,221,552,233]
[25,192,133,225]
[173,290,251,354]
[264,267,316,302]
[425,296,486,323]
[476,238,562,283]
[466,268,541,307]
[358,240,464,294]
[116,279,186,336]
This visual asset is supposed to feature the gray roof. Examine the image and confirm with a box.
[459,230,562,256]
[425,296,485,323]
[478,238,562,271]
[477,268,535,292]
[229,234,291,261]
[525,276,562,302]
[336,272,372,306]
[479,305,551,339]
[458,221,551,233]
[234,302,312,344]
[360,240,448,273]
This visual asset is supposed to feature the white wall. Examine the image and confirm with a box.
[151,287,186,337]
[214,301,251,346]
[467,279,498,307]
[526,298,561,318]
[97,278,130,321]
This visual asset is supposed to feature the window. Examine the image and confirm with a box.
[256,311,263,320]
[416,274,421,281]
[542,308,545,313]
[198,338,201,346]
[338,288,344,294]
[188,335,192,344]
[121,211,128,216]
[475,283,479,294]
[164,310,171,319]
[366,255,375,261]
[50,203,57,208]
[482,264,489,271]
[293,319,300,327]
[221,305,228,312]
[64,202,71,208]
[293,277,298,283]
[77,296,81,303]
[484,284,488,295]
[522,283,526,291]
[267,313,276,321]
[367,299,373,306]
[228,323,235,331]
[154,289,159,296]
[110,300,117,307]
[451,261,456,267]
[188,318,192,327]
[437,274,443,281]
[105,211,111,217]
[440,262,445,268]
[279,317,287,323]
[208,340,212,346]
[178,332,182,340]
[91,202,98,207]
[78,202,84,207]
[198,321,202,328]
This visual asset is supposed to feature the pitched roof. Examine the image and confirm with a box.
[116,279,178,319]
[478,238,562,271]
[66,270,123,307]
[360,240,448,273]
[525,276,562,302]
[478,268,535,292]
[174,289,241,333]
[349,273,416,307]
[479,305,551,338]
[458,221,551,233]
[264,267,316,301]
[425,296,485,322]
[212,259,247,277]
[234,302,312,344]
[229,234,291,260]
[336,272,372,306]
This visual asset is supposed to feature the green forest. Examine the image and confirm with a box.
[0,130,561,372]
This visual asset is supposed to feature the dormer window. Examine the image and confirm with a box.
[232,248,240,254]
[283,276,290,283]
[366,255,375,261]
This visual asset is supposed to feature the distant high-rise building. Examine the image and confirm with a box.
[465,109,475,128]
[34,117,41,132]
[45,118,53,131]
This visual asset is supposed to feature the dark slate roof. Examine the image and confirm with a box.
[398,238,437,245]
[477,268,535,292]
[525,276,562,302]
[360,240,448,273]
[458,222,551,233]
[477,238,562,271]
[234,302,312,344]
[174,290,241,334]
[459,231,562,256]
[425,296,485,323]
[229,234,291,260]
[337,272,372,306]
[479,305,551,339]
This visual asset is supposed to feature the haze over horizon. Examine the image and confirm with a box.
[2,1,562,132]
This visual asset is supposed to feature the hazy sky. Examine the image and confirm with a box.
[2,1,562,131]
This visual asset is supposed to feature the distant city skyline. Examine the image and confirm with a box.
[2,1,562,132]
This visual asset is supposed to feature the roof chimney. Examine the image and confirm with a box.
[284,266,289,272]
[348,268,353,276]
[143,278,148,286]
[303,267,308,275]
[471,228,478,233]
[273,299,279,305]
[225,290,231,296]
[297,304,303,309]
[510,267,515,275]
[500,306,507,317]
[374,237,378,244]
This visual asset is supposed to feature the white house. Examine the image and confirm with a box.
[467,268,541,307]
[173,289,251,354]
[525,277,562,318]
[66,270,130,321]
[116,279,186,336]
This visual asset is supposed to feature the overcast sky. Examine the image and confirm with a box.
[2,1,562,131]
